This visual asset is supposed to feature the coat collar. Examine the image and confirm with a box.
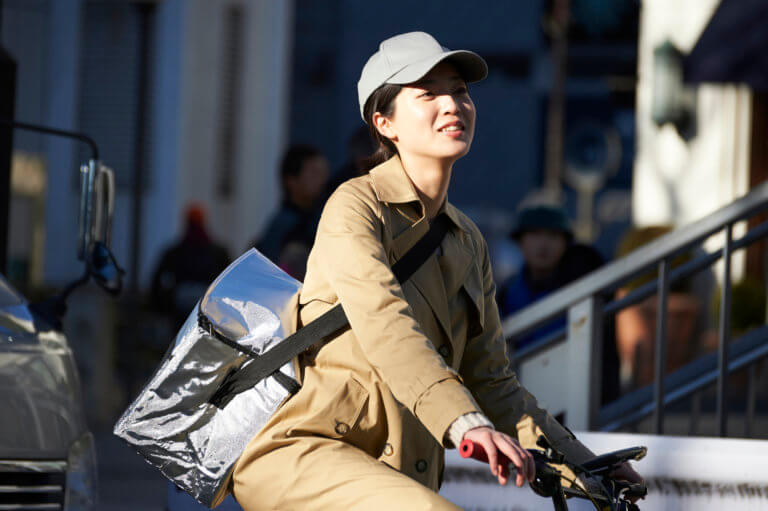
[369,156,467,234]
[370,156,420,205]
[370,157,476,344]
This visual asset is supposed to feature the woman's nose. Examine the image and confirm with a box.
[439,93,459,114]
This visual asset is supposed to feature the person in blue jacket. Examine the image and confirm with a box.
[251,144,329,279]
[499,205,604,351]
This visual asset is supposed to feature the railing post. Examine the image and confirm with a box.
[717,223,733,437]
[566,295,604,430]
[746,364,756,438]
[653,259,670,435]
[688,391,700,436]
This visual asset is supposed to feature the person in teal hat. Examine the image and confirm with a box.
[500,204,603,351]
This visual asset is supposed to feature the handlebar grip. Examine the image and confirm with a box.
[459,439,509,465]
[459,439,512,478]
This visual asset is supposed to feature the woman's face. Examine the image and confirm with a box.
[375,62,476,163]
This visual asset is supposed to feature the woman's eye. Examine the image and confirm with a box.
[420,90,435,98]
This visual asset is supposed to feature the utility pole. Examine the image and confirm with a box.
[543,0,570,203]
[0,0,18,274]
[128,2,154,295]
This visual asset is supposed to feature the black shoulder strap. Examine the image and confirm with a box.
[207,213,452,407]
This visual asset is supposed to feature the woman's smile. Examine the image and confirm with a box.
[437,120,466,138]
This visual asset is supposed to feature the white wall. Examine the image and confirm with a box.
[634,2,753,222]
[41,0,84,285]
[22,0,293,288]
[170,0,294,271]
[230,0,294,254]
[142,0,294,287]
[634,0,753,277]
[140,0,186,289]
[441,432,768,510]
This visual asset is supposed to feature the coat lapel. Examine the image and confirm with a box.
[438,228,474,298]
[441,204,484,326]
[369,157,474,343]
[390,218,453,342]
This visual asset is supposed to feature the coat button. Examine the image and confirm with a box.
[415,459,428,473]
[383,443,394,456]
[334,422,350,435]
[438,345,451,359]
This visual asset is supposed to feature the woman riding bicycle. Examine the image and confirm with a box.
[232,31,641,510]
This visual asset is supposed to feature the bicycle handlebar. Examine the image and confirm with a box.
[459,438,648,510]
[580,447,647,473]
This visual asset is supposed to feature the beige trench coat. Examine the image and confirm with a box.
[232,156,594,508]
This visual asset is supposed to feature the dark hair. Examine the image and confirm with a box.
[361,84,402,172]
[280,144,322,193]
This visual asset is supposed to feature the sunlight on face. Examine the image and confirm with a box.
[377,61,476,164]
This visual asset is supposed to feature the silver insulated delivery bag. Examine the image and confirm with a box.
[113,214,452,508]
[113,249,302,508]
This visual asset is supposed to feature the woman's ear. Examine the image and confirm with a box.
[372,112,397,143]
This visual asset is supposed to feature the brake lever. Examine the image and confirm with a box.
[535,435,565,464]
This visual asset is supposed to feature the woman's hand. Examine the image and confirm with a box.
[462,427,535,487]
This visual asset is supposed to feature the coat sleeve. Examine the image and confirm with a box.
[311,185,483,445]
[459,235,596,465]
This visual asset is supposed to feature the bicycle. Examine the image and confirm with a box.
[459,436,648,511]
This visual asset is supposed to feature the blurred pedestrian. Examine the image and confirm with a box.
[499,204,604,350]
[326,126,376,195]
[252,144,329,279]
[150,203,231,330]
[499,204,620,403]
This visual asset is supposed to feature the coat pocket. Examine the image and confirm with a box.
[286,376,369,440]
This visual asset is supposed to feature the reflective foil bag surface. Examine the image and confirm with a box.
[113,249,301,508]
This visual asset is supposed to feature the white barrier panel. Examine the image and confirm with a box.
[169,432,768,510]
[440,431,768,510]
[439,446,597,510]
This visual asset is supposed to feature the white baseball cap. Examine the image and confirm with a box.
[357,31,488,120]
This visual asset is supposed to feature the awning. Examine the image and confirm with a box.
[684,0,768,91]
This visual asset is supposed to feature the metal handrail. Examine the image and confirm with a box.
[511,222,768,382]
[603,219,768,315]
[512,218,768,367]
[503,180,768,435]
[502,180,768,343]
[599,325,768,432]
[507,221,768,365]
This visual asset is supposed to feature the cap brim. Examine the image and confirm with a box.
[385,49,488,86]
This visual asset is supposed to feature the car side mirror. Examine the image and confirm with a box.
[89,241,124,295]
[77,160,124,295]
[78,160,116,260]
